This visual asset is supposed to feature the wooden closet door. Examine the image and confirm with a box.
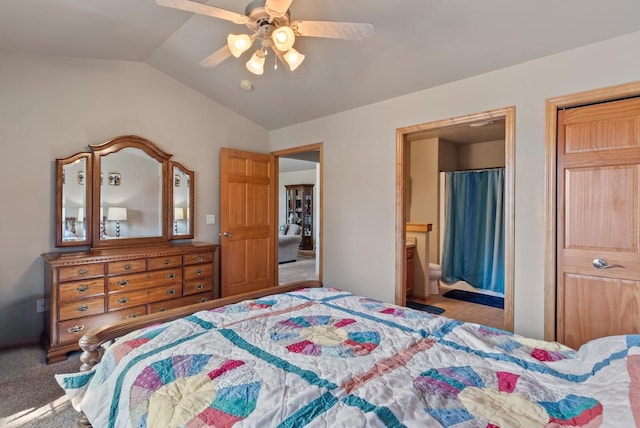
[557,97,640,350]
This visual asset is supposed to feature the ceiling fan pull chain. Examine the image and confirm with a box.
[274,53,278,70]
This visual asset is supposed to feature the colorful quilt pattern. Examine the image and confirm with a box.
[57,288,640,427]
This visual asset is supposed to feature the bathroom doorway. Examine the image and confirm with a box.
[272,143,322,285]
[396,107,515,331]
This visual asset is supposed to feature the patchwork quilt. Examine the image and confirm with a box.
[57,288,640,427]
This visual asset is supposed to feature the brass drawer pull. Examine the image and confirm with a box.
[127,313,139,319]
[157,307,166,312]
[167,273,176,279]
[196,256,204,262]
[167,289,176,296]
[198,298,207,303]
[117,297,129,305]
[117,279,129,287]
[67,325,85,334]
[163,259,170,265]
[194,269,203,276]
[124,263,132,271]
[76,285,90,293]
[195,283,204,290]
[77,304,89,312]
[78,268,87,276]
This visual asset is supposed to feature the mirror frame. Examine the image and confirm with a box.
[169,161,195,240]
[55,152,93,247]
[54,135,195,248]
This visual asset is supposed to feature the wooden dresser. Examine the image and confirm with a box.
[42,242,218,363]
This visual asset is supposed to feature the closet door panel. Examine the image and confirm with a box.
[557,96,640,350]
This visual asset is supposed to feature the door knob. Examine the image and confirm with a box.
[592,258,622,269]
[220,232,232,238]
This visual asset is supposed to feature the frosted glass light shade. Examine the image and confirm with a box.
[246,51,265,75]
[284,48,305,71]
[272,26,295,51]
[227,34,252,57]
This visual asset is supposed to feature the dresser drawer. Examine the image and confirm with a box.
[107,268,183,293]
[184,252,213,265]
[184,263,213,281]
[59,278,105,302]
[107,259,146,275]
[184,277,213,296]
[108,284,181,310]
[148,255,182,270]
[58,263,105,283]
[149,293,213,313]
[59,296,105,321]
[58,306,146,344]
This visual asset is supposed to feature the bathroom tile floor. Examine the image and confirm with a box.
[408,284,505,330]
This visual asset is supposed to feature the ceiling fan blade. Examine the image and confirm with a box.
[155,0,248,24]
[199,45,232,68]
[264,0,294,18]
[292,20,374,40]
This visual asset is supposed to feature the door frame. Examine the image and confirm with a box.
[271,142,323,284]
[544,81,640,341]
[396,106,516,331]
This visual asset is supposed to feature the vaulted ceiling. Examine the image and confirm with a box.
[2,0,640,130]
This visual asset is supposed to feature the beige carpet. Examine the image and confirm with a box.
[0,346,81,427]
[278,258,317,284]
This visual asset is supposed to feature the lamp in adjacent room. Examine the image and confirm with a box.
[174,207,185,234]
[107,207,127,238]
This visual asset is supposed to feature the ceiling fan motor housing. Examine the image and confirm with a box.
[245,0,290,32]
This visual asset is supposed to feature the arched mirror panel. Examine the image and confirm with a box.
[56,153,92,247]
[170,161,194,239]
[55,135,195,248]
[90,136,170,248]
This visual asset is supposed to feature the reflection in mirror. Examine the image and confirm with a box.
[171,163,194,238]
[100,148,163,240]
[57,153,91,246]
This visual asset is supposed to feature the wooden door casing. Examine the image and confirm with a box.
[220,148,275,297]
[557,97,640,349]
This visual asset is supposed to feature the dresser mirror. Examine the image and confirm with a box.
[170,162,194,239]
[56,153,92,247]
[55,135,195,248]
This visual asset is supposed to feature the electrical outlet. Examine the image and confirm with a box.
[36,298,45,313]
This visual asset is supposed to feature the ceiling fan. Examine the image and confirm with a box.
[155,0,374,75]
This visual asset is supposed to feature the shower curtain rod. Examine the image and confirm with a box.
[445,166,505,172]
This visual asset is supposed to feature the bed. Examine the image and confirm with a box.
[57,283,640,427]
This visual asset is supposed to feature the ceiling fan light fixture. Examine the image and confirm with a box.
[283,48,305,71]
[272,26,295,51]
[227,33,252,57]
[246,50,266,75]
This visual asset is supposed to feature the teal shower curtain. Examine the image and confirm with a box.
[441,168,505,294]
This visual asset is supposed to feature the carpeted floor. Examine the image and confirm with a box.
[278,258,317,284]
[0,346,81,427]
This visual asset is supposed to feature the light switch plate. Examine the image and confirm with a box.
[206,214,216,225]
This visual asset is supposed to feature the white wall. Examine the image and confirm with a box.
[457,140,505,170]
[269,31,640,340]
[0,53,268,347]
